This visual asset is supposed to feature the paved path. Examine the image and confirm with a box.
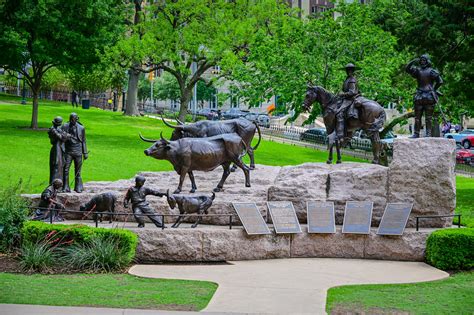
[130,258,448,315]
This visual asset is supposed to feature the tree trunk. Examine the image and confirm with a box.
[380,111,415,138]
[178,90,192,122]
[125,68,140,116]
[30,90,39,129]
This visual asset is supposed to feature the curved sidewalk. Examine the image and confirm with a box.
[130,258,448,315]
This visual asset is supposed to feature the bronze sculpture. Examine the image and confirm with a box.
[140,132,251,193]
[48,116,69,184]
[166,190,215,228]
[161,116,261,170]
[406,54,443,137]
[33,179,65,222]
[303,85,386,164]
[62,113,88,193]
[123,176,165,228]
[336,63,361,140]
[80,192,117,223]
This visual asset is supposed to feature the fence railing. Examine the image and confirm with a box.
[31,206,238,230]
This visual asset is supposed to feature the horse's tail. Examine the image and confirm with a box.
[367,110,386,135]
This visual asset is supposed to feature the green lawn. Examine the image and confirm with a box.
[326,271,474,314]
[0,93,362,193]
[456,176,474,228]
[0,273,217,311]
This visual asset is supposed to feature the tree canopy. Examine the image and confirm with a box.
[0,0,126,128]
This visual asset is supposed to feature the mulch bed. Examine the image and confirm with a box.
[0,254,22,273]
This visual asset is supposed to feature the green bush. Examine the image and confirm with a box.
[0,180,30,252]
[21,221,138,270]
[19,240,58,273]
[426,228,474,271]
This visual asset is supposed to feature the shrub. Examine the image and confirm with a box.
[426,228,474,271]
[19,240,58,273]
[21,221,138,271]
[63,237,131,272]
[0,180,30,252]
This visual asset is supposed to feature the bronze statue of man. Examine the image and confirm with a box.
[406,54,443,137]
[336,63,361,140]
[62,113,88,193]
[48,116,69,184]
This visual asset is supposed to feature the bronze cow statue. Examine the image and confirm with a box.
[161,116,261,170]
[140,132,251,194]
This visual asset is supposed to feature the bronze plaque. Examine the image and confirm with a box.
[377,203,413,236]
[307,201,336,233]
[267,201,302,234]
[342,201,373,234]
[232,203,271,235]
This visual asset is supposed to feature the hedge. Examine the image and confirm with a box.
[21,221,138,263]
[426,228,474,271]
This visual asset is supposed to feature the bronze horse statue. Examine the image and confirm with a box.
[303,85,386,164]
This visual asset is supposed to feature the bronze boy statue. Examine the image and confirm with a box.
[33,179,65,222]
[123,176,165,228]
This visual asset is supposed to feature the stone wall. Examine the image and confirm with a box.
[135,226,432,263]
[23,138,456,228]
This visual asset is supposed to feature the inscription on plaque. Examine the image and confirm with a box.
[232,203,271,235]
[377,203,413,236]
[342,201,373,234]
[267,201,302,234]
[307,201,336,233]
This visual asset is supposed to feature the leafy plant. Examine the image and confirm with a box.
[19,240,58,273]
[0,180,30,252]
[64,237,131,272]
[426,228,474,271]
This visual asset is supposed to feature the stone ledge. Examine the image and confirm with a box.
[135,225,434,263]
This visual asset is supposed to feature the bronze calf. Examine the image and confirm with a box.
[166,190,215,228]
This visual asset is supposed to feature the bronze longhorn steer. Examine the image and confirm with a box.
[141,132,251,193]
[162,116,261,170]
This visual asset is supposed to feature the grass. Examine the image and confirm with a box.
[0,93,362,193]
[326,271,474,314]
[0,273,217,311]
[455,176,474,228]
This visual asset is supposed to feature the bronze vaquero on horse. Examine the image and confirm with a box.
[303,85,386,164]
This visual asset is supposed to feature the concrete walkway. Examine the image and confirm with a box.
[130,258,449,315]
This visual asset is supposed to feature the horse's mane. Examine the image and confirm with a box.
[312,85,336,105]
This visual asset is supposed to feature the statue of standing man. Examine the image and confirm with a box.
[406,54,443,138]
[62,113,88,193]
[48,116,69,184]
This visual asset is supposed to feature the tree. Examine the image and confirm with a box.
[229,3,409,124]
[371,0,474,120]
[109,0,291,122]
[0,0,126,128]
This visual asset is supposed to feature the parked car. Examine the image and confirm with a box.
[456,144,474,165]
[299,128,328,144]
[243,113,270,128]
[444,129,474,143]
[222,108,248,120]
[350,130,396,151]
[197,108,218,120]
[460,135,474,149]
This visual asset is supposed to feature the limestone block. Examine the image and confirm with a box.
[201,229,291,261]
[135,229,203,262]
[388,138,456,227]
[365,230,429,261]
[291,227,366,259]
